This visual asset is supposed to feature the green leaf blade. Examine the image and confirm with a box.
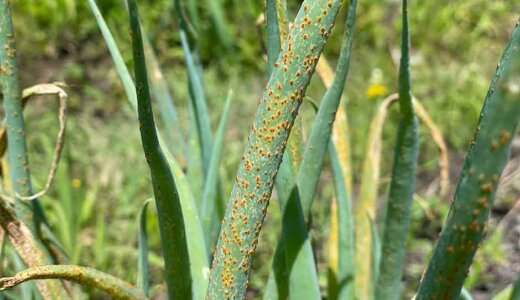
[143,35,185,164]
[277,151,321,299]
[511,278,520,300]
[0,0,58,262]
[201,91,233,252]
[264,1,358,298]
[89,2,209,297]
[0,1,68,297]
[86,0,137,111]
[127,0,192,297]
[267,0,281,77]
[137,199,152,297]
[179,30,213,172]
[375,1,419,299]
[203,0,233,52]
[297,0,357,217]
[416,20,520,300]
[329,142,355,300]
[206,1,345,298]
[164,153,210,300]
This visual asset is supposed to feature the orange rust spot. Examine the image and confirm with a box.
[477,198,488,208]
[480,183,494,193]
[245,160,253,172]
[470,220,479,231]
[320,27,326,35]
[499,130,511,144]
[490,140,498,150]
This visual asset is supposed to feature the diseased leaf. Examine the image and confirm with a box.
[207,1,345,298]
[416,20,520,300]
[375,1,419,299]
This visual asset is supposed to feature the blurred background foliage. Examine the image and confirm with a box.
[4,0,519,298]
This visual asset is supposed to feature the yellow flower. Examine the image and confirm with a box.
[72,178,82,189]
[366,83,388,99]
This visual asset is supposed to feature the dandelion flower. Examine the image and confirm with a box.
[367,83,388,99]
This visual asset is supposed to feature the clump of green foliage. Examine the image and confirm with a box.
[0,0,518,300]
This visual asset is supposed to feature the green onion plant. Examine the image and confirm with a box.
[0,0,517,299]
